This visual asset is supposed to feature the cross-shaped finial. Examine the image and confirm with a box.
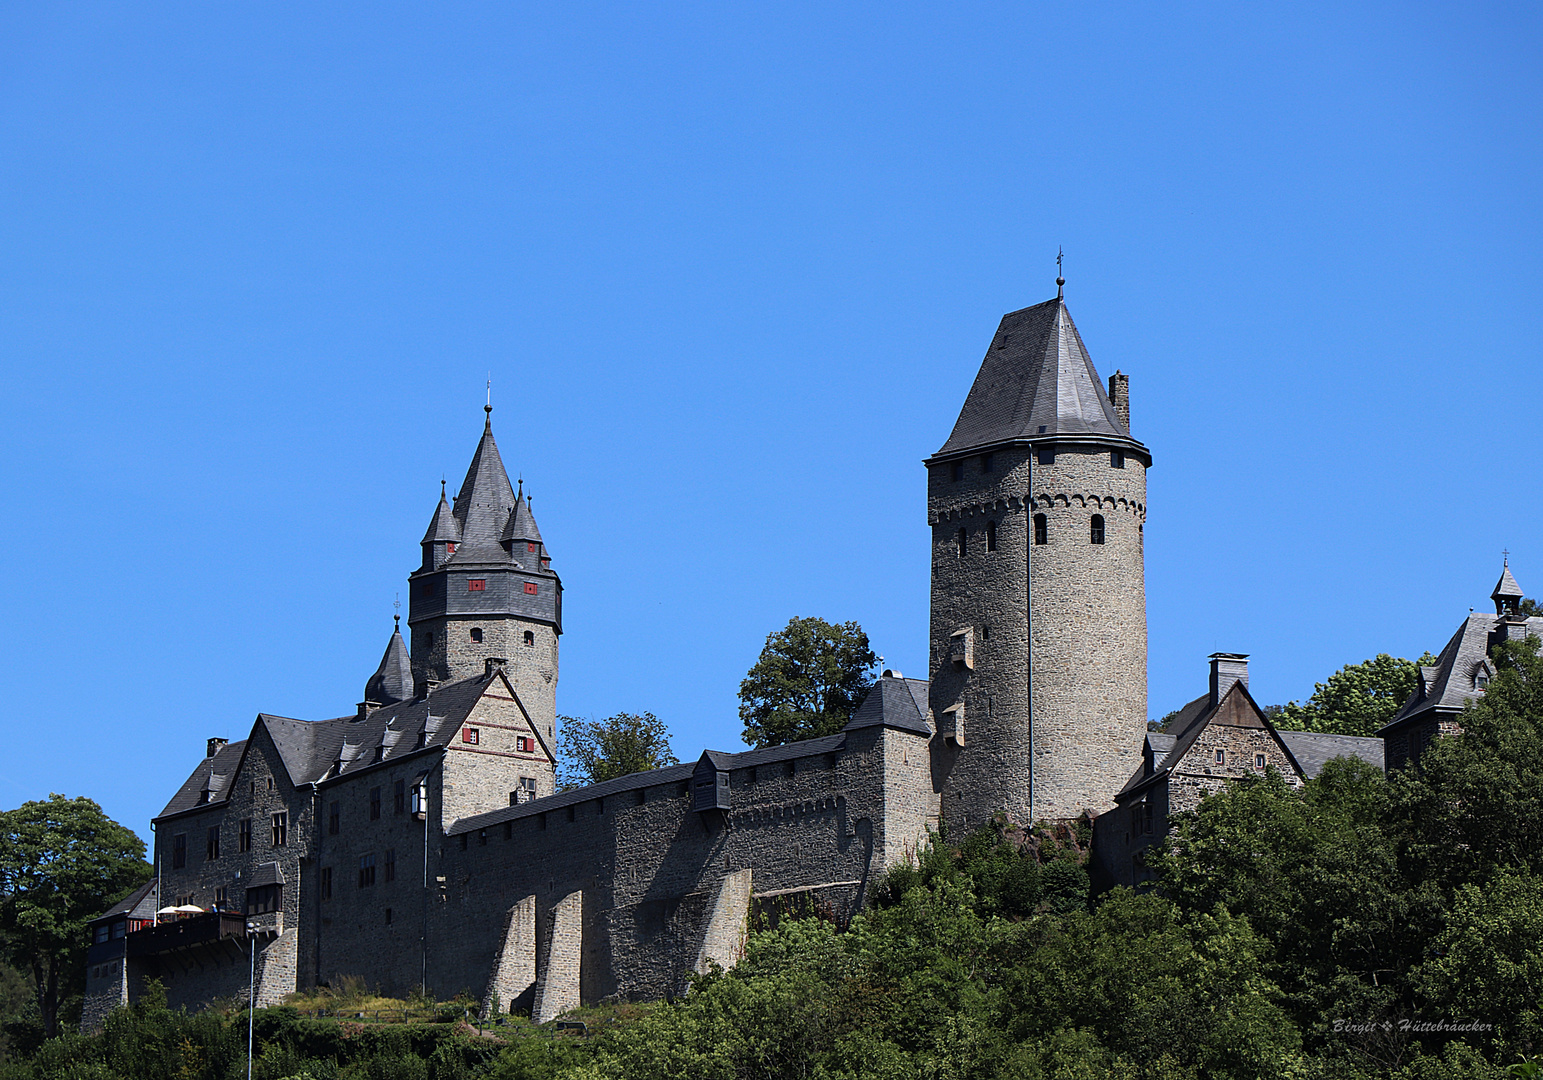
[393,593,401,626]
[485,374,493,418]
[1503,548,1510,566]
[1056,246,1065,299]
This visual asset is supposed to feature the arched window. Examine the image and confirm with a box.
[1033,514,1047,546]
[523,630,534,647]
[469,627,483,643]
[956,528,968,558]
[1090,514,1105,545]
[986,520,997,552]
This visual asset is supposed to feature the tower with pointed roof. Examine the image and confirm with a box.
[407,406,562,746]
[928,291,1150,825]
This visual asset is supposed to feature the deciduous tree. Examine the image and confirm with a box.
[556,712,678,790]
[0,794,149,1037]
[739,617,877,747]
[1277,652,1436,737]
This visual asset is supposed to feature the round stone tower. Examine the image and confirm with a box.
[927,292,1149,826]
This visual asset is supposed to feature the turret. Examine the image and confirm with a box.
[421,480,463,571]
[362,617,414,710]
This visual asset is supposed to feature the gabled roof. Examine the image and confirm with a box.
[844,675,933,736]
[934,297,1145,459]
[156,739,249,820]
[364,623,413,706]
[449,413,517,558]
[155,670,513,821]
[1118,682,1305,799]
[448,733,850,836]
[1381,611,1543,733]
[1277,731,1385,777]
[89,879,158,925]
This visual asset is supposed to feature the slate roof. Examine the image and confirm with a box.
[501,490,543,545]
[155,671,507,822]
[448,413,518,561]
[1381,611,1543,733]
[449,733,851,836]
[364,624,414,706]
[934,297,1147,459]
[1277,731,1385,777]
[88,880,158,926]
[1493,563,1524,604]
[421,485,462,544]
[844,675,934,736]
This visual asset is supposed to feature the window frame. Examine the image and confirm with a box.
[271,812,288,848]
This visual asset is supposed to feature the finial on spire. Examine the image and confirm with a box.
[1055,246,1065,300]
[1504,548,1510,566]
[393,593,401,628]
[517,476,523,498]
[485,374,493,426]
[440,477,446,498]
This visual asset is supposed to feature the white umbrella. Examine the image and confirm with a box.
[174,905,205,913]
[156,906,180,916]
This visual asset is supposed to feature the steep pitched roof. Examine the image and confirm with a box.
[421,484,462,544]
[155,671,510,821]
[935,298,1142,458]
[89,880,158,925]
[1381,612,1543,733]
[364,623,414,706]
[155,739,249,820]
[500,491,544,546]
[1493,562,1524,606]
[844,675,933,736]
[450,412,517,558]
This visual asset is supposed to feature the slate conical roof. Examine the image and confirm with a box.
[450,410,518,557]
[364,622,414,706]
[501,489,544,546]
[935,297,1141,458]
[1493,561,1525,612]
[421,482,462,544]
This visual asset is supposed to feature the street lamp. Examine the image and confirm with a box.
[247,921,256,1080]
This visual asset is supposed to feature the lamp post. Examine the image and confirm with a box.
[247,921,256,1080]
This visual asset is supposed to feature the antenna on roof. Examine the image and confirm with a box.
[1056,246,1065,300]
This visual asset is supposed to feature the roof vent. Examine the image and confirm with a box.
[206,737,228,758]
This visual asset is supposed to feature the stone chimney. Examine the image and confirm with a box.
[207,737,228,758]
[1209,653,1249,708]
[1108,371,1130,431]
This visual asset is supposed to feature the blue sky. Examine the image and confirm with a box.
[1,3,1538,840]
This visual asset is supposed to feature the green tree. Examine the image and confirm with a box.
[738,617,877,748]
[1278,652,1436,737]
[556,712,678,790]
[0,794,150,1037]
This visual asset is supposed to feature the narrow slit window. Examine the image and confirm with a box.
[523,630,534,647]
[1111,450,1125,469]
[1033,514,1048,546]
[956,528,967,558]
[1090,514,1105,545]
[985,520,997,552]
[950,461,964,482]
[981,452,994,472]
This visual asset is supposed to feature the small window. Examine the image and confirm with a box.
[394,779,406,815]
[172,834,187,869]
[986,520,997,552]
[950,461,963,482]
[1254,753,1266,770]
[478,829,488,845]
[1033,514,1048,546]
[523,630,534,647]
[467,579,486,592]
[524,582,538,595]
[527,542,536,553]
[271,812,288,847]
[214,887,229,911]
[1037,447,1055,466]
[328,802,340,835]
[1140,801,1154,835]
[463,727,480,745]
[1111,450,1125,469]
[384,848,396,883]
[206,826,220,861]
[246,883,282,914]
[267,777,275,792]
[239,819,252,853]
[503,820,513,839]
[385,907,393,925]
[445,542,456,554]
[369,787,381,820]
[1215,749,1225,765]
[459,833,469,850]
[424,631,434,650]
[957,528,967,558]
[94,924,110,945]
[470,627,483,643]
[358,854,376,888]
[1090,514,1105,545]
[981,452,994,472]
[516,735,532,753]
[320,867,332,900]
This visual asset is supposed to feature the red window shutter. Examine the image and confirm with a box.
[446,542,456,554]
[524,582,538,595]
[468,579,486,592]
[527,542,535,552]
[462,728,479,745]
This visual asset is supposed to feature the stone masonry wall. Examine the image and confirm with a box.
[929,443,1148,826]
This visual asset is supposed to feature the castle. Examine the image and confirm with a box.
[82,289,1419,1026]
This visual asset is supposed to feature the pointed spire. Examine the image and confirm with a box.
[451,407,518,555]
[502,487,545,547]
[1492,557,1524,615]
[935,296,1136,458]
[421,479,462,544]
[364,621,414,706]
